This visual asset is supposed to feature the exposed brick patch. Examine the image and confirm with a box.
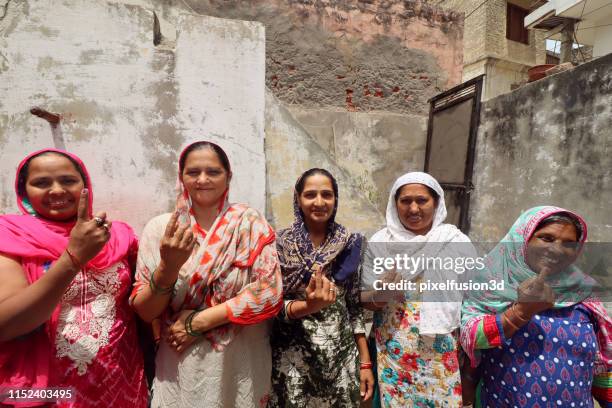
[186,0,463,114]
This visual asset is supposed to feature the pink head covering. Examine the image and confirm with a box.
[0,148,137,397]
[1,148,135,268]
[14,148,94,217]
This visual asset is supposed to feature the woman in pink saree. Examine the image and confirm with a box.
[0,149,147,407]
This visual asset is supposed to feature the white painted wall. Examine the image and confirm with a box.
[593,24,612,58]
[174,14,266,212]
[0,1,265,233]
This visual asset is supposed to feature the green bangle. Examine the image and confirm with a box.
[149,269,176,296]
[185,310,203,337]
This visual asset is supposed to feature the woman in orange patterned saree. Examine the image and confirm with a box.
[130,141,283,408]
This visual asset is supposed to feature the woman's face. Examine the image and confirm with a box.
[298,173,335,228]
[395,183,437,235]
[181,147,230,209]
[525,221,579,275]
[25,154,85,221]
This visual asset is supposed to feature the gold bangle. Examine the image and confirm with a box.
[502,311,519,332]
[511,303,530,324]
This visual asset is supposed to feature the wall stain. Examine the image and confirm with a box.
[472,52,612,241]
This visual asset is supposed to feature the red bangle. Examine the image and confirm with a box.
[65,248,83,270]
[360,362,373,370]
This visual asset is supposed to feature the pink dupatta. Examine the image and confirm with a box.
[0,149,138,405]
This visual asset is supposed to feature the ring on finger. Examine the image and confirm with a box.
[94,216,105,227]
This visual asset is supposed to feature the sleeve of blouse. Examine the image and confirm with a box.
[225,242,284,325]
[591,303,612,407]
[129,216,163,305]
[593,372,612,407]
[346,263,366,335]
[474,314,505,349]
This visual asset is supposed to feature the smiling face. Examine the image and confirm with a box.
[526,221,579,275]
[395,183,437,236]
[24,153,85,221]
[298,173,336,230]
[181,147,230,209]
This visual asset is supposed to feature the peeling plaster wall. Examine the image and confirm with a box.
[0,0,265,232]
[286,106,427,215]
[469,53,612,242]
[265,90,384,235]
[164,0,463,115]
[164,0,456,229]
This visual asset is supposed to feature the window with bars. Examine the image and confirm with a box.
[506,3,530,45]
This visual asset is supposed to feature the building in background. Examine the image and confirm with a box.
[525,0,612,62]
[436,0,548,99]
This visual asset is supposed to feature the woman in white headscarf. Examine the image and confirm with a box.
[361,172,476,407]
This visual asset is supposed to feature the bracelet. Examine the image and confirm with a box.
[286,300,296,320]
[65,248,83,270]
[511,303,530,324]
[149,269,176,296]
[502,311,520,332]
[185,310,203,337]
[360,362,373,370]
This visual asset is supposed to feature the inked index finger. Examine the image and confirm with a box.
[314,265,323,290]
[538,266,553,281]
[164,211,179,238]
[77,188,90,221]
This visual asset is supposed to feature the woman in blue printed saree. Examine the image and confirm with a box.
[460,206,612,408]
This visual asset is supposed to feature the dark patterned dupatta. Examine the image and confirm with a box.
[276,172,362,296]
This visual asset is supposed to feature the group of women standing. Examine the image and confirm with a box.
[0,141,610,408]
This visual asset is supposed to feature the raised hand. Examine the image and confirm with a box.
[516,267,555,317]
[304,265,337,313]
[66,189,111,265]
[158,212,196,281]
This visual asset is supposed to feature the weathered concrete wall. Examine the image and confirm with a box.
[163,0,464,115]
[469,52,612,242]
[265,90,385,236]
[286,106,427,215]
[0,0,265,233]
[170,0,453,226]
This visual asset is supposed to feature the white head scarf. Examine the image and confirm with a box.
[373,172,449,243]
[364,172,475,336]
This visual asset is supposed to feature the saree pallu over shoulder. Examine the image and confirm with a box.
[133,203,283,351]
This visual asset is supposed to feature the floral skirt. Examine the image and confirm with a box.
[373,301,462,408]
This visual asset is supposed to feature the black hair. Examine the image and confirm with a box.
[295,168,338,197]
[179,141,231,174]
[295,168,339,224]
[535,212,583,241]
[17,151,88,198]
[394,183,440,204]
